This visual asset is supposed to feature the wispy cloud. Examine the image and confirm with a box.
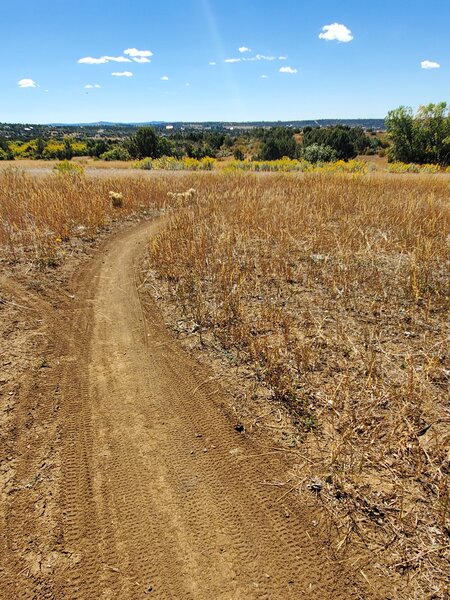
[106,56,132,62]
[78,49,153,65]
[209,61,216,66]
[421,60,440,69]
[161,75,169,81]
[112,71,133,77]
[78,56,131,64]
[18,78,37,88]
[225,54,283,63]
[238,46,251,53]
[247,54,276,62]
[280,66,298,74]
[124,48,153,58]
[261,74,269,79]
[319,23,353,42]
[85,84,101,89]
[124,48,153,63]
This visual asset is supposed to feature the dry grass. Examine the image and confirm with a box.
[0,158,135,171]
[1,167,449,598]
[0,168,199,266]
[148,172,450,599]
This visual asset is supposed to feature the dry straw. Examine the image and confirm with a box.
[1,168,449,598]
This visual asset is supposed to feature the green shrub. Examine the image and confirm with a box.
[302,143,337,164]
[302,126,361,160]
[100,146,132,161]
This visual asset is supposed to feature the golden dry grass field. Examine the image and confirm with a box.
[0,167,449,599]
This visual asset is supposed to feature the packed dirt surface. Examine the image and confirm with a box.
[1,219,382,599]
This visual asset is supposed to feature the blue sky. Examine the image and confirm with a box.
[1,0,449,123]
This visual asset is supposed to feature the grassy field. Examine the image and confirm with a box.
[148,172,450,598]
[0,168,198,265]
[1,168,449,598]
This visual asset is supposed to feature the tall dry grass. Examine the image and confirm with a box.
[1,167,449,597]
[148,172,450,599]
[0,168,199,265]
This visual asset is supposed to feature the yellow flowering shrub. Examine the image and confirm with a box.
[388,162,442,174]
[137,156,216,171]
[225,158,367,174]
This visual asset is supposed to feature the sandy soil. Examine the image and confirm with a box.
[0,218,386,599]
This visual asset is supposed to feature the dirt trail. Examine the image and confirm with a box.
[1,219,376,599]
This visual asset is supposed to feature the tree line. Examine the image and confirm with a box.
[386,102,450,165]
[1,102,449,165]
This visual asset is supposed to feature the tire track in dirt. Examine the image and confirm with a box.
[0,276,76,599]
[3,219,379,599]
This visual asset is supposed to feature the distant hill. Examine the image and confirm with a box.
[48,119,386,129]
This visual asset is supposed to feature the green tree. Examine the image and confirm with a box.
[259,128,297,160]
[0,137,13,160]
[417,102,450,165]
[126,127,160,159]
[302,126,358,160]
[385,106,422,163]
[35,138,46,158]
[157,136,175,157]
[386,103,450,165]
[87,139,110,158]
[57,138,73,160]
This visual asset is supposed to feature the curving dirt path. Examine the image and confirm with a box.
[1,219,377,599]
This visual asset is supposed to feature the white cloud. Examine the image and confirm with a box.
[161,75,169,80]
[108,56,132,62]
[112,71,133,77]
[280,66,298,74]
[18,78,37,88]
[225,54,277,63]
[78,55,131,64]
[132,57,150,63]
[239,46,251,53]
[319,23,353,42]
[124,48,153,58]
[209,61,216,66]
[85,84,101,89]
[421,60,440,69]
[248,54,276,61]
[261,74,269,79]
[78,56,108,64]
[278,56,287,60]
